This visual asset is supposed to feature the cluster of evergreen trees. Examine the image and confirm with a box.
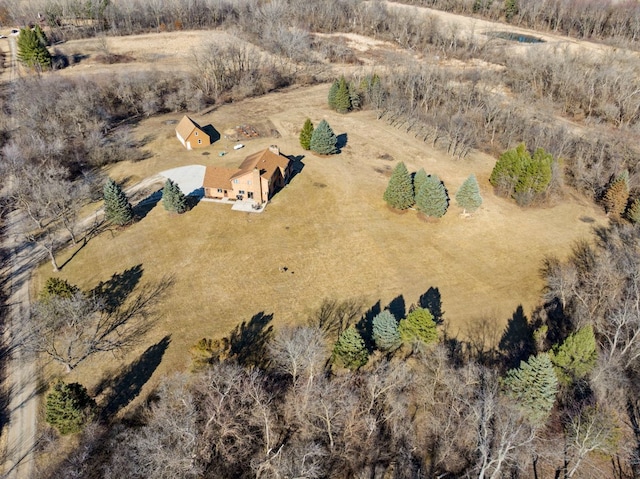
[489,143,555,206]
[299,118,338,155]
[333,305,438,369]
[327,74,383,114]
[383,162,482,218]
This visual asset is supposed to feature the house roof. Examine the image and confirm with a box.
[203,167,241,190]
[232,148,290,180]
[175,115,203,140]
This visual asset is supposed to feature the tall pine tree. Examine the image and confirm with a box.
[413,168,428,199]
[372,310,401,352]
[455,173,483,214]
[17,26,51,69]
[45,381,96,435]
[327,79,339,110]
[399,307,437,344]
[333,326,369,370]
[299,118,314,151]
[503,352,558,423]
[103,178,133,226]
[309,119,338,155]
[549,325,597,385]
[416,175,448,218]
[383,162,414,210]
[162,179,188,214]
[334,76,352,113]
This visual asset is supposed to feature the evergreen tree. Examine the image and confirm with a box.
[549,325,597,385]
[40,277,79,301]
[299,118,314,151]
[334,76,351,113]
[503,353,558,423]
[603,171,629,219]
[627,197,640,224]
[416,175,448,218]
[504,0,519,21]
[413,168,428,199]
[455,173,483,214]
[309,119,338,155]
[45,381,96,435]
[327,79,339,110]
[103,178,133,226]
[372,310,401,352]
[383,162,414,210]
[333,326,369,369]
[17,26,52,69]
[162,179,188,214]
[490,143,553,205]
[399,307,437,344]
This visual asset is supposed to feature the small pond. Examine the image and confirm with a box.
[486,31,545,43]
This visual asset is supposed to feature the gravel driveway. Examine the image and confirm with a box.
[159,165,206,197]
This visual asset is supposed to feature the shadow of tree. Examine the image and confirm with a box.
[337,133,348,151]
[308,297,365,341]
[387,295,406,321]
[98,335,171,421]
[91,264,143,313]
[227,312,274,368]
[499,305,536,370]
[356,300,381,352]
[419,287,444,324]
[462,315,502,366]
[133,189,162,221]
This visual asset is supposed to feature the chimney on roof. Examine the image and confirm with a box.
[268,145,279,155]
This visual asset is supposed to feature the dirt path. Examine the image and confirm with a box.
[2,211,40,479]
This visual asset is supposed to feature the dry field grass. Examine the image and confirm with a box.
[33,82,607,409]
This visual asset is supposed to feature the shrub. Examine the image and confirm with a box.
[45,381,95,435]
[372,310,401,352]
[383,162,414,210]
[399,307,437,344]
[333,326,368,369]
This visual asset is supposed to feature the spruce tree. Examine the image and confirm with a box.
[45,381,96,435]
[603,171,629,219]
[309,119,338,155]
[299,118,314,151]
[413,168,428,199]
[416,175,448,218]
[40,277,79,301]
[627,197,640,224]
[383,162,414,210]
[103,178,133,226]
[503,353,558,423]
[399,307,437,344]
[455,173,483,214]
[334,76,351,113]
[372,310,401,352]
[549,325,597,385]
[327,79,339,110]
[333,326,369,369]
[17,26,52,69]
[162,179,188,214]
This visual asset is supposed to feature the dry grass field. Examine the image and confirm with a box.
[33,82,607,407]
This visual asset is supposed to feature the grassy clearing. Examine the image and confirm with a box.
[34,83,606,410]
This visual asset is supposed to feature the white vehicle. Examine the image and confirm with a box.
[233,143,244,150]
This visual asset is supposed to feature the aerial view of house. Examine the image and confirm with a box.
[202,145,291,204]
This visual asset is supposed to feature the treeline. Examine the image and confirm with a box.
[392,0,640,45]
[40,223,640,478]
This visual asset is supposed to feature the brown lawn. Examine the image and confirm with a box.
[33,83,607,409]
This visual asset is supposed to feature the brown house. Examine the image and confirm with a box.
[176,115,210,150]
[203,146,292,204]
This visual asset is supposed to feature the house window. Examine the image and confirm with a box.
[195,131,198,136]
[247,180,252,185]
[217,188,223,193]
[239,190,245,195]
[198,139,202,144]
[233,179,239,184]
